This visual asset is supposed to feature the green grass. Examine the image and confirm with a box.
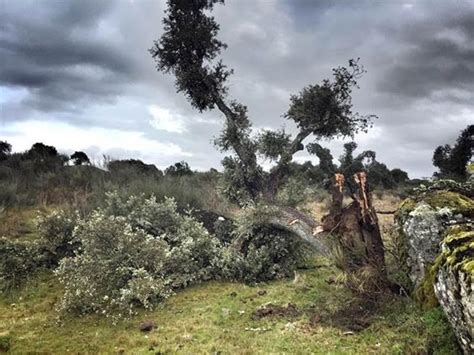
[0,259,459,354]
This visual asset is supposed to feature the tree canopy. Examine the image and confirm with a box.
[151,0,377,204]
[0,141,12,161]
[70,151,90,166]
[433,124,473,180]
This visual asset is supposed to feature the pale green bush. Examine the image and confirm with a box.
[55,193,223,318]
[55,212,171,317]
[35,209,79,265]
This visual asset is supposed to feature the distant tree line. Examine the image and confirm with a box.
[432,124,473,180]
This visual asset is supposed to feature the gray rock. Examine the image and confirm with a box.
[402,203,445,287]
[434,264,473,354]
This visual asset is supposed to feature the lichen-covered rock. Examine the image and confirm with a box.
[402,202,445,287]
[433,229,473,354]
[396,188,474,353]
[396,191,473,289]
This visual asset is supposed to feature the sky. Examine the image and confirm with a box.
[1,0,473,178]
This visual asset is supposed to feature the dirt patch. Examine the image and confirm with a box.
[309,298,379,332]
[252,303,301,320]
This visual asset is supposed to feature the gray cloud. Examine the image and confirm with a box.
[1,0,473,177]
[0,0,136,115]
[377,2,474,103]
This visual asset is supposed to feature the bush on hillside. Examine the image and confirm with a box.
[35,209,79,266]
[0,238,43,292]
[55,193,223,318]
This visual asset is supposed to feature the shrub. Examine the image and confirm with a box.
[276,176,312,208]
[55,213,171,317]
[35,209,79,266]
[221,204,310,283]
[0,238,42,292]
[55,193,223,318]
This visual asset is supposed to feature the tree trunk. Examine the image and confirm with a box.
[266,206,329,255]
[319,172,390,294]
[231,203,329,256]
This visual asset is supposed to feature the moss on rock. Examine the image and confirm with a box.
[438,226,474,278]
[394,198,417,222]
[414,225,474,309]
[423,191,474,218]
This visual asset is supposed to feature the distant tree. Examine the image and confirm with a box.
[28,143,58,159]
[366,161,395,189]
[339,142,358,170]
[390,168,409,184]
[165,161,193,177]
[108,159,162,178]
[70,151,90,166]
[151,0,375,206]
[307,143,336,179]
[0,141,12,161]
[433,125,473,180]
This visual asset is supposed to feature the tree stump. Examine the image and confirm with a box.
[320,172,389,295]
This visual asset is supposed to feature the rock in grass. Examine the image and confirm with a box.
[139,320,156,332]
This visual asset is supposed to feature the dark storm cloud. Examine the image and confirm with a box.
[0,0,136,115]
[1,0,473,177]
[378,3,474,103]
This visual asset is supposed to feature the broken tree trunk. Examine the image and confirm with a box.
[266,206,329,255]
[232,204,329,256]
[319,172,390,294]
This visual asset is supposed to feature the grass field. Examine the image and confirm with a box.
[1,258,458,354]
[0,194,460,354]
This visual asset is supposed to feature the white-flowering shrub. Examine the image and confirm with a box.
[55,212,171,317]
[35,209,79,265]
[55,193,223,318]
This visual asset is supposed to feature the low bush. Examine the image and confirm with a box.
[35,209,79,266]
[222,204,311,283]
[0,238,42,292]
[2,193,311,317]
[55,213,172,318]
[55,193,223,318]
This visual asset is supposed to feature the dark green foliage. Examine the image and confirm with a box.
[433,124,473,180]
[212,216,235,245]
[307,143,336,178]
[28,142,59,159]
[367,161,396,189]
[285,60,375,140]
[36,209,80,266]
[257,129,291,160]
[151,1,376,203]
[225,226,308,283]
[0,239,43,292]
[391,168,409,184]
[0,140,12,161]
[219,156,263,206]
[0,333,11,352]
[165,161,193,176]
[108,159,163,179]
[335,141,407,190]
[150,0,229,111]
[339,142,358,170]
[70,151,90,166]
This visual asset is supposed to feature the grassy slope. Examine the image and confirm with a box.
[1,260,458,354]
[0,194,459,354]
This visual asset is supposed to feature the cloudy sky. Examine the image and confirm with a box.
[1,0,473,177]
